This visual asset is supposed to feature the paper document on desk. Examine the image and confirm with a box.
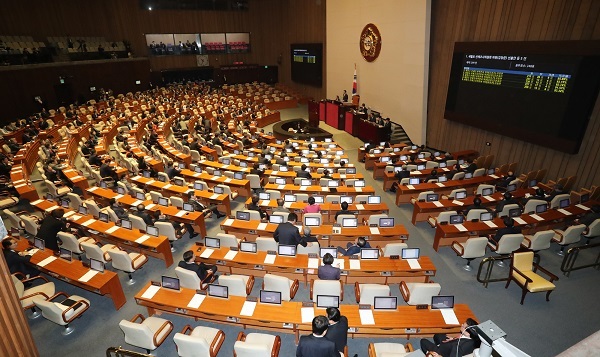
[301,307,315,323]
[37,256,57,267]
[176,210,187,217]
[278,185,286,190]
[114,194,124,200]
[240,301,257,316]
[284,202,293,208]
[359,309,375,325]
[308,258,319,269]
[369,227,380,235]
[332,259,345,270]
[321,187,329,192]
[509,217,525,226]
[31,199,43,205]
[225,178,232,183]
[88,187,98,192]
[78,270,99,282]
[135,235,151,244]
[483,220,498,228]
[45,206,59,212]
[452,200,464,206]
[260,200,269,206]
[210,194,220,200]
[355,187,363,192]
[440,309,460,325]
[454,224,468,232]
[300,186,308,191]
[264,254,276,264]
[490,174,499,179]
[407,259,421,269]
[355,204,364,210]
[433,201,443,207]
[406,185,415,190]
[412,171,422,175]
[131,176,141,181]
[141,285,161,299]
[349,260,361,270]
[200,248,214,258]
[146,204,156,209]
[146,180,156,185]
[576,204,590,211]
[193,173,201,178]
[187,293,206,309]
[483,196,494,202]
[105,226,120,234]
[163,184,173,189]
[271,171,278,175]
[530,214,544,221]
[436,183,445,187]
[224,250,238,260]
[558,209,572,216]
[223,219,234,226]
[63,211,76,218]
[82,219,96,227]
[257,223,268,231]
[70,214,83,221]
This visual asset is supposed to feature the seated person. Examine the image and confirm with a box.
[250,163,264,176]
[335,201,352,219]
[489,217,522,244]
[110,198,129,220]
[187,191,225,218]
[296,315,338,357]
[496,171,516,189]
[318,253,340,280]
[463,158,477,174]
[420,318,480,357]
[521,188,547,207]
[463,196,492,216]
[2,238,40,277]
[133,204,155,226]
[337,237,370,256]
[297,164,312,179]
[303,196,321,214]
[325,307,349,355]
[165,161,181,179]
[425,169,439,183]
[248,195,269,220]
[576,204,600,227]
[99,158,119,182]
[545,184,566,202]
[494,192,519,213]
[178,250,217,282]
[272,198,290,213]
[321,169,333,180]
[301,226,319,244]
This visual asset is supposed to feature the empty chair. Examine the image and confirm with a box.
[170,196,184,209]
[466,209,488,222]
[411,191,435,205]
[262,274,299,301]
[310,279,343,302]
[247,174,262,192]
[426,161,439,169]
[66,193,83,210]
[255,237,278,252]
[241,210,261,221]
[400,281,442,305]
[523,199,547,214]
[488,234,524,266]
[104,207,120,223]
[219,274,255,297]
[119,314,174,354]
[475,184,495,196]
[234,332,281,357]
[107,249,148,284]
[552,224,586,255]
[303,213,322,225]
[80,241,119,265]
[84,200,103,218]
[368,214,389,226]
[451,172,465,180]
[522,230,555,252]
[175,267,215,290]
[173,325,225,357]
[216,184,238,200]
[128,215,147,231]
[325,195,341,204]
[12,274,56,314]
[294,193,309,202]
[381,243,408,257]
[472,168,486,177]
[20,214,40,237]
[354,283,391,305]
[499,203,521,218]
[445,188,468,200]
[368,342,414,357]
[265,189,281,200]
[550,193,571,209]
[57,232,94,259]
[505,251,558,305]
[32,293,90,335]
[215,233,241,248]
[297,242,320,255]
[155,221,179,252]
[45,180,72,197]
[336,214,356,225]
[582,219,600,244]
[149,190,162,202]
[427,210,458,228]
[452,237,488,271]
[271,212,288,223]
[157,172,170,182]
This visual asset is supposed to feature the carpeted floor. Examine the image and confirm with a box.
[7,104,599,357]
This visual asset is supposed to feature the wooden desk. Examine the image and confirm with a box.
[30,199,174,267]
[263,183,375,198]
[179,169,252,198]
[195,245,435,285]
[395,175,502,206]
[15,238,126,310]
[220,218,409,246]
[383,167,457,191]
[432,201,595,251]
[135,283,474,342]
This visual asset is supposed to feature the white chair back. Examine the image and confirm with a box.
[175,267,201,289]
[358,284,390,305]
[382,243,408,257]
[495,234,525,254]
[312,280,341,303]
[256,237,278,252]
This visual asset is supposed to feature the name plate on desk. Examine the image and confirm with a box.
[105,226,120,234]
[135,235,151,244]
[482,220,498,228]
[435,183,445,187]
[223,219,234,226]
[452,200,464,206]
[257,223,268,231]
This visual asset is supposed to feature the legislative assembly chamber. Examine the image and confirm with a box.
[1,1,599,357]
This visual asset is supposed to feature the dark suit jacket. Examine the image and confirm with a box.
[38,216,67,251]
[325,316,349,353]
[274,222,305,246]
[437,337,476,357]
[495,198,518,213]
[3,249,33,275]
[99,163,116,179]
[134,210,154,226]
[318,264,341,280]
[493,226,522,243]
[296,170,312,179]
[178,261,211,280]
[296,334,338,357]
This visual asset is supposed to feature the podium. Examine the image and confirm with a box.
[308,100,320,128]
[319,100,326,122]
[325,100,346,130]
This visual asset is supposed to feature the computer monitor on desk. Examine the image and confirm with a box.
[317,295,339,308]
[260,290,282,305]
[431,295,454,309]
[374,296,398,311]
[208,284,229,298]
[161,276,180,291]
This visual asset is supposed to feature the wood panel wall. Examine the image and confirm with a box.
[0,254,39,357]
[428,0,600,190]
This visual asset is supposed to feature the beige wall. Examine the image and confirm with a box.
[326,0,431,144]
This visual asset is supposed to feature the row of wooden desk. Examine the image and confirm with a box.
[135,282,473,342]
[395,175,502,205]
[220,218,409,246]
[432,201,595,251]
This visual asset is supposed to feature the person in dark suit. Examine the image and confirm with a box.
[494,192,519,214]
[425,169,439,183]
[337,237,370,256]
[496,171,516,190]
[318,253,340,280]
[110,198,129,220]
[576,205,600,227]
[463,197,492,216]
[342,90,349,102]
[88,152,102,166]
[249,163,264,177]
[274,213,307,247]
[99,158,118,182]
[165,161,181,179]
[2,238,40,277]
[420,318,479,357]
[545,184,566,203]
[189,138,200,152]
[489,217,522,244]
[248,195,269,220]
[178,250,217,281]
[296,164,312,179]
[296,315,339,357]
[335,202,353,220]
[325,307,348,354]
[133,204,155,226]
[37,209,68,251]
[463,159,477,174]
[520,188,547,207]
[321,169,333,180]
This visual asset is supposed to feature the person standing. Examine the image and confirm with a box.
[296,315,339,357]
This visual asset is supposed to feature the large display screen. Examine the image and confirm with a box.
[445,41,600,154]
[291,43,323,87]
